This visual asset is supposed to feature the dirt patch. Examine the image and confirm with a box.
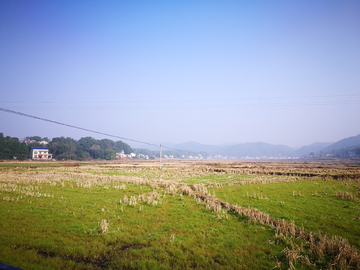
[12,245,112,269]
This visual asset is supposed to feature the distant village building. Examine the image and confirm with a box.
[138,154,149,160]
[116,151,139,159]
[20,139,49,145]
[116,151,127,159]
[348,151,357,158]
[20,139,35,144]
[31,147,52,160]
[39,141,49,145]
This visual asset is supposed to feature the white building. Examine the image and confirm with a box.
[31,147,52,160]
[39,141,49,145]
[116,151,127,158]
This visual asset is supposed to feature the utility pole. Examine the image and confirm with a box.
[159,144,162,170]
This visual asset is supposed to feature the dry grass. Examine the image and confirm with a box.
[335,191,358,201]
[100,219,109,234]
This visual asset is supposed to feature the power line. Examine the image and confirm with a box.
[0,107,158,147]
[1,93,359,105]
[0,108,203,168]
[1,100,359,112]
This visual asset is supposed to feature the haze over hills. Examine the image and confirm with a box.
[172,142,222,154]
[171,142,293,158]
[292,142,333,157]
[132,134,360,159]
[322,134,360,153]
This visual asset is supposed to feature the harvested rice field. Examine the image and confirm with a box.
[0,159,359,269]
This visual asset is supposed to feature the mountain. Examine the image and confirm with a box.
[131,134,360,159]
[293,142,332,158]
[322,134,360,153]
[173,141,294,158]
[221,142,293,158]
[172,141,222,154]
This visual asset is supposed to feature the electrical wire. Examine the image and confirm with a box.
[1,93,359,105]
[0,107,198,155]
[0,107,158,147]
[2,100,359,112]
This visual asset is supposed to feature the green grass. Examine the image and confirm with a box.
[210,179,360,248]
[180,173,260,185]
[0,180,286,269]
[1,164,359,269]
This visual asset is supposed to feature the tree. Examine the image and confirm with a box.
[78,137,99,151]
[104,149,115,160]
[100,139,115,150]
[75,145,90,160]
[0,133,133,161]
[0,134,30,160]
[49,137,79,160]
[26,136,42,142]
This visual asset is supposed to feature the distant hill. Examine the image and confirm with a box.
[173,141,294,158]
[221,142,293,158]
[322,134,360,153]
[173,141,222,154]
[131,133,360,159]
[293,142,332,158]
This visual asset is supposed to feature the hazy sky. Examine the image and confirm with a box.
[1,0,359,148]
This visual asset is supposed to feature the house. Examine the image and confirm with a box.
[39,141,49,145]
[116,151,127,159]
[31,147,52,160]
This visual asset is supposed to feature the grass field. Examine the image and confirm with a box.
[0,160,359,269]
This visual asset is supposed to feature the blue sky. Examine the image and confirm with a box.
[1,0,359,148]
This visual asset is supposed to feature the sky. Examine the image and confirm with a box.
[1,0,359,148]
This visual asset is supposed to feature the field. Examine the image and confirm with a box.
[0,159,359,269]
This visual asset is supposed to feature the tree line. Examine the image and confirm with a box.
[0,133,133,160]
[0,133,29,160]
